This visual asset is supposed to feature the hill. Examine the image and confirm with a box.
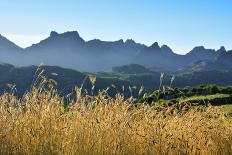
[0,63,137,98]
[1,63,232,98]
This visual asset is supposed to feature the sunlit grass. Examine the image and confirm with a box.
[183,94,232,101]
[0,82,232,155]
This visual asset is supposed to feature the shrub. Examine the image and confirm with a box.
[210,85,219,94]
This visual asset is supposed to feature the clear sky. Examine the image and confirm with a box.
[0,0,231,54]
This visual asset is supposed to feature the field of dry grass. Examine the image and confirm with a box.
[0,79,232,154]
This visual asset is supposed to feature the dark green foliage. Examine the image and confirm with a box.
[0,64,138,98]
[140,85,232,106]
[106,64,232,93]
[112,64,152,74]
[1,63,232,104]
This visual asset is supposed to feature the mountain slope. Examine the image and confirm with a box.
[0,34,22,51]
[180,49,232,72]
[0,34,24,65]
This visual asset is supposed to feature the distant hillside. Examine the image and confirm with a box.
[180,49,232,72]
[0,31,229,72]
[112,64,153,74]
[0,63,232,98]
[0,63,136,98]
[98,64,232,92]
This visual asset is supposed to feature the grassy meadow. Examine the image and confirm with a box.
[0,76,232,155]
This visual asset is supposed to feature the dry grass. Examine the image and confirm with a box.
[0,83,232,155]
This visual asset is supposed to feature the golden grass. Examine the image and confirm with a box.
[0,85,232,155]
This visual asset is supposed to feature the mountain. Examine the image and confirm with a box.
[16,31,147,71]
[0,31,231,72]
[135,42,184,71]
[185,46,217,61]
[0,34,24,65]
[0,34,22,51]
[180,49,232,72]
[26,31,85,52]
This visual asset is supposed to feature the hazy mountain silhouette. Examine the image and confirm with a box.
[0,34,22,51]
[180,49,232,72]
[0,31,230,72]
[0,34,24,65]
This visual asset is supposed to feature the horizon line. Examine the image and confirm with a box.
[1,31,230,55]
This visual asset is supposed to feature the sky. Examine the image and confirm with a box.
[0,0,232,54]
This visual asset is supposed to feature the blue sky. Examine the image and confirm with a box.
[0,0,232,54]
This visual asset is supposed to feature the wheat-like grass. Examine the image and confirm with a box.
[0,83,232,154]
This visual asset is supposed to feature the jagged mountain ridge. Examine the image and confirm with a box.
[0,31,229,72]
[181,50,232,72]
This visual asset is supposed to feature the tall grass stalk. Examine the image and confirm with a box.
[0,83,232,154]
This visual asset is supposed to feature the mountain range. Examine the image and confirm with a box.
[1,31,231,72]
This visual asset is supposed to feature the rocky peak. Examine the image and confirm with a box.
[191,46,206,52]
[125,39,136,45]
[49,31,82,40]
[116,39,124,43]
[188,46,216,55]
[161,45,172,51]
[50,31,59,37]
[150,42,160,49]
[217,46,226,53]
[161,45,175,55]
